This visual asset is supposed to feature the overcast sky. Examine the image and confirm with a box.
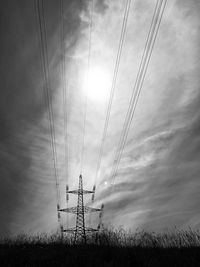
[0,0,200,237]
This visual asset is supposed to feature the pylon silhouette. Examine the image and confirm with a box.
[59,174,103,244]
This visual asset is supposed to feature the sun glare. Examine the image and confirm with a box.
[83,66,111,102]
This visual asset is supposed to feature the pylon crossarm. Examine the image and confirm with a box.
[67,190,79,194]
[59,206,77,213]
[84,206,101,213]
[82,189,94,194]
[60,205,101,214]
[62,227,76,232]
[67,189,94,195]
[85,227,99,232]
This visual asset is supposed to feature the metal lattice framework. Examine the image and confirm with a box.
[59,174,104,244]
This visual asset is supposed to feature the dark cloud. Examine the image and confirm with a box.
[0,0,108,236]
[94,0,109,14]
[88,0,200,231]
[1,0,200,236]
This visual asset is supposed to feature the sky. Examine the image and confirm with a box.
[0,0,200,237]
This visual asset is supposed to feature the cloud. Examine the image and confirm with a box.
[82,0,200,231]
[1,0,200,236]
[0,0,108,236]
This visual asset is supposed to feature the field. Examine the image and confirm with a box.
[1,228,200,266]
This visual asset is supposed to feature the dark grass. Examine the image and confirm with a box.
[1,228,200,266]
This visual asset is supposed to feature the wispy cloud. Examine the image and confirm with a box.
[1,0,200,235]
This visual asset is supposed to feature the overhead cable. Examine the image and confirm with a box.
[94,0,132,188]
[60,0,70,229]
[34,0,62,232]
[110,0,167,188]
[60,0,69,186]
[80,0,94,174]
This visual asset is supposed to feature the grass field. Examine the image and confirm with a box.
[1,228,200,266]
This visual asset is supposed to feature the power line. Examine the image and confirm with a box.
[60,0,69,186]
[93,0,132,188]
[110,0,167,188]
[60,0,70,229]
[80,0,94,174]
[110,0,167,189]
[34,0,62,232]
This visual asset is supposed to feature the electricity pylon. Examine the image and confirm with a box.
[59,174,104,244]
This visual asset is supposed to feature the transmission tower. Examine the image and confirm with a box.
[59,174,104,244]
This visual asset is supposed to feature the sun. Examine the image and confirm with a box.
[83,66,111,102]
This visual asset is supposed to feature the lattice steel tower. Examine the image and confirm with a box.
[59,174,103,244]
